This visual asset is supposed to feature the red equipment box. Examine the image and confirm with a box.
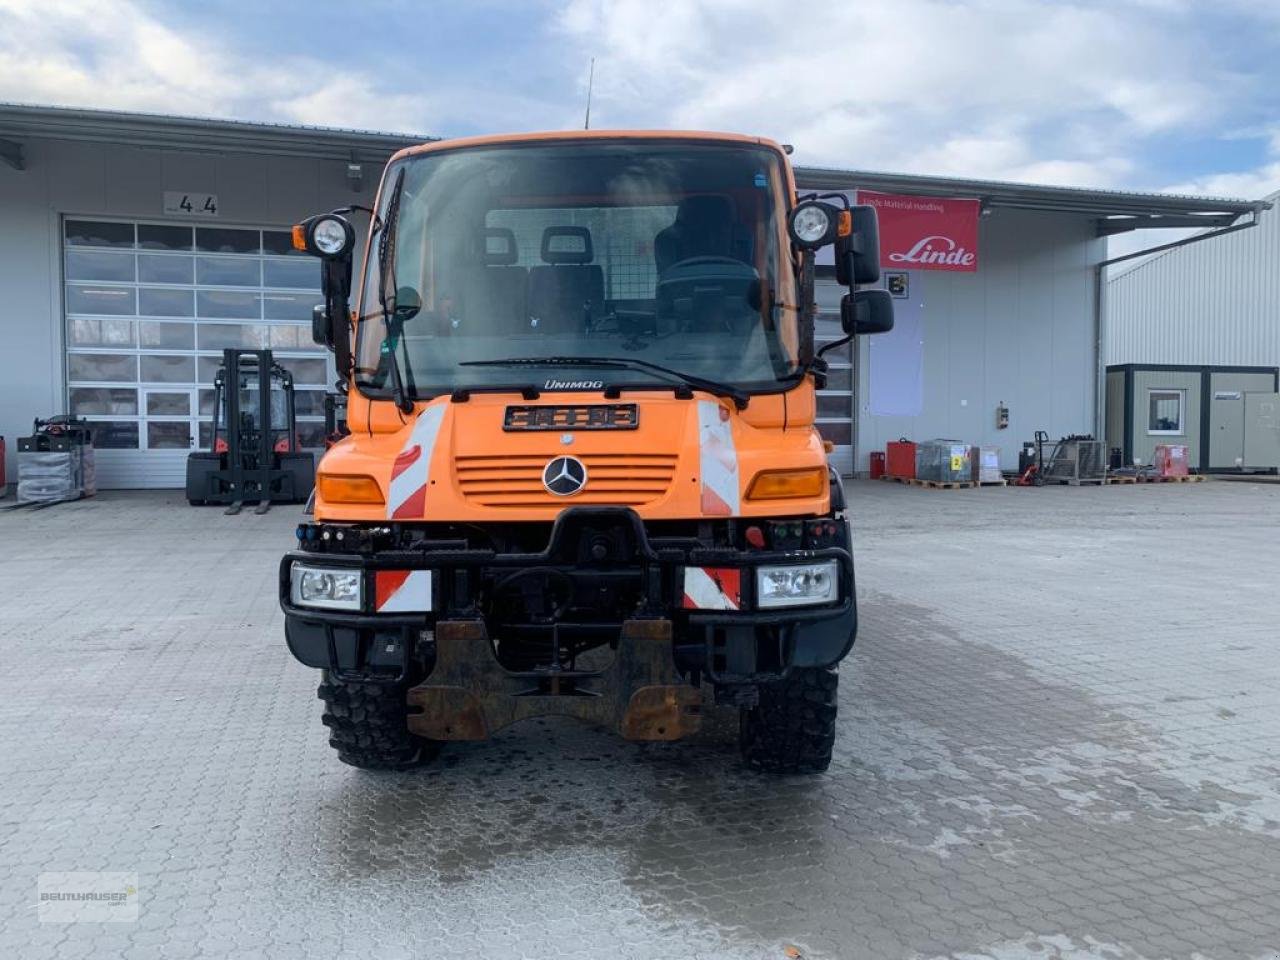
[886,439,916,479]
[869,451,885,479]
[1154,444,1189,477]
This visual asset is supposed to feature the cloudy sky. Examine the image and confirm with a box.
[2,0,1279,199]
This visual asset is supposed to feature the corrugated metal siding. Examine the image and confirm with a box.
[1107,192,1280,366]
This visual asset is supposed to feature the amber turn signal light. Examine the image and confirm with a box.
[291,224,307,252]
[745,467,826,500]
[317,473,384,505]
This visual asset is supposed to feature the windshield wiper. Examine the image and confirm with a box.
[460,356,749,409]
[377,167,415,414]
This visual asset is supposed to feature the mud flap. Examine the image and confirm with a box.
[405,619,702,741]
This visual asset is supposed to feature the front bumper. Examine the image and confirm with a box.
[280,507,857,684]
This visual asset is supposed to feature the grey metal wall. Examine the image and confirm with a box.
[853,208,1104,472]
[0,136,364,485]
[1107,189,1280,367]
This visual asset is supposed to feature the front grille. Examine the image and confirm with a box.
[455,453,678,508]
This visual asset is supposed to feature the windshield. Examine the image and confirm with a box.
[354,140,799,399]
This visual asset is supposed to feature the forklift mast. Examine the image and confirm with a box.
[186,348,314,514]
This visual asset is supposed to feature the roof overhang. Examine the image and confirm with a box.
[1,103,1269,234]
[0,102,429,164]
[794,166,1267,234]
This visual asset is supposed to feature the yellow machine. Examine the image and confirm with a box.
[280,131,892,772]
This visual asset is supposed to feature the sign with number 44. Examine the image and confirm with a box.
[163,191,219,217]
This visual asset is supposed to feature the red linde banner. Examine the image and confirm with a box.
[857,190,980,272]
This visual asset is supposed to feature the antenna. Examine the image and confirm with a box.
[584,57,595,130]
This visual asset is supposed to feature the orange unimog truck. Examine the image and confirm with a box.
[281,131,892,773]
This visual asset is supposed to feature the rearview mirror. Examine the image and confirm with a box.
[835,205,881,286]
[311,303,329,347]
[841,289,894,335]
[393,285,422,324]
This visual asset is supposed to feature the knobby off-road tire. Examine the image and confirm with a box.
[318,673,441,770]
[739,666,838,774]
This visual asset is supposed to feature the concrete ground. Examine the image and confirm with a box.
[1,480,1278,960]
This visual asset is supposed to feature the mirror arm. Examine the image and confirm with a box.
[817,334,853,359]
[323,256,354,382]
[797,248,816,368]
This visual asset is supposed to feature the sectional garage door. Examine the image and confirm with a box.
[62,218,331,488]
[815,276,855,476]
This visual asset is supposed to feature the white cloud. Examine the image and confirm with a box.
[558,0,1262,188]
[1162,129,1280,199]
[0,0,434,132]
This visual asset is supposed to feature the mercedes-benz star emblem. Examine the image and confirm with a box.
[542,456,588,496]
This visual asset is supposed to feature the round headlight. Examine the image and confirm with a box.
[310,217,350,256]
[790,203,835,247]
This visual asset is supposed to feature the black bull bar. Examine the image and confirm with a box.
[280,507,854,741]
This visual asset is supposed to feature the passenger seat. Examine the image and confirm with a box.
[527,226,604,335]
[463,227,527,332]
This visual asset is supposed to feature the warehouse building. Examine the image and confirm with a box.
[0,102,1263,487]
[1105,188,1279,473]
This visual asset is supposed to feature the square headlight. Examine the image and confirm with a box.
[756,560,839,609]
[290,562,362,611]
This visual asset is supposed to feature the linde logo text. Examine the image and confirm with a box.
[888,235,976,267]
[544,379,604,390]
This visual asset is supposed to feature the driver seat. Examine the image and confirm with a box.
[654,195,753,275]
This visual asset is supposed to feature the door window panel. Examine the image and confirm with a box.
[817,421,852,446]
[68,353,137,382]
[197,290,262,319]
[145,392,192,416]
[263,258,319,289]
[263,230,307,256]
[66,220,134,248]
[67,284,137,316]
[70,388,138,416]
[138,254,195,284]
[269,324,312,349]
[139,287,195,318]
[817,395,850,419]
[140,354,195,383]
[147,422,192,449]
[278,357,327,385]
[196,227,260,254]
[138,224,193,250]
[263,292,323,321]
[198,323,272,350]
[90,421,140,449]
[69,318,136,348]
[197,256,261,287]
[139,321,195,350]
[66,250,136,282]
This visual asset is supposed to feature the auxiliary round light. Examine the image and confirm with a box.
[788,201,838,248]
[311,217,350,256]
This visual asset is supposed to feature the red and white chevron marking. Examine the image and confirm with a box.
[681,566,741,611]
[374,570,433,613]
[697,399,740,516]
[387,405,447,520]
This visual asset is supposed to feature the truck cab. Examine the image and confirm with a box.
[280,131,891,773]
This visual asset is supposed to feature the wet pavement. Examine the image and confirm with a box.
[1,480,1278,959]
